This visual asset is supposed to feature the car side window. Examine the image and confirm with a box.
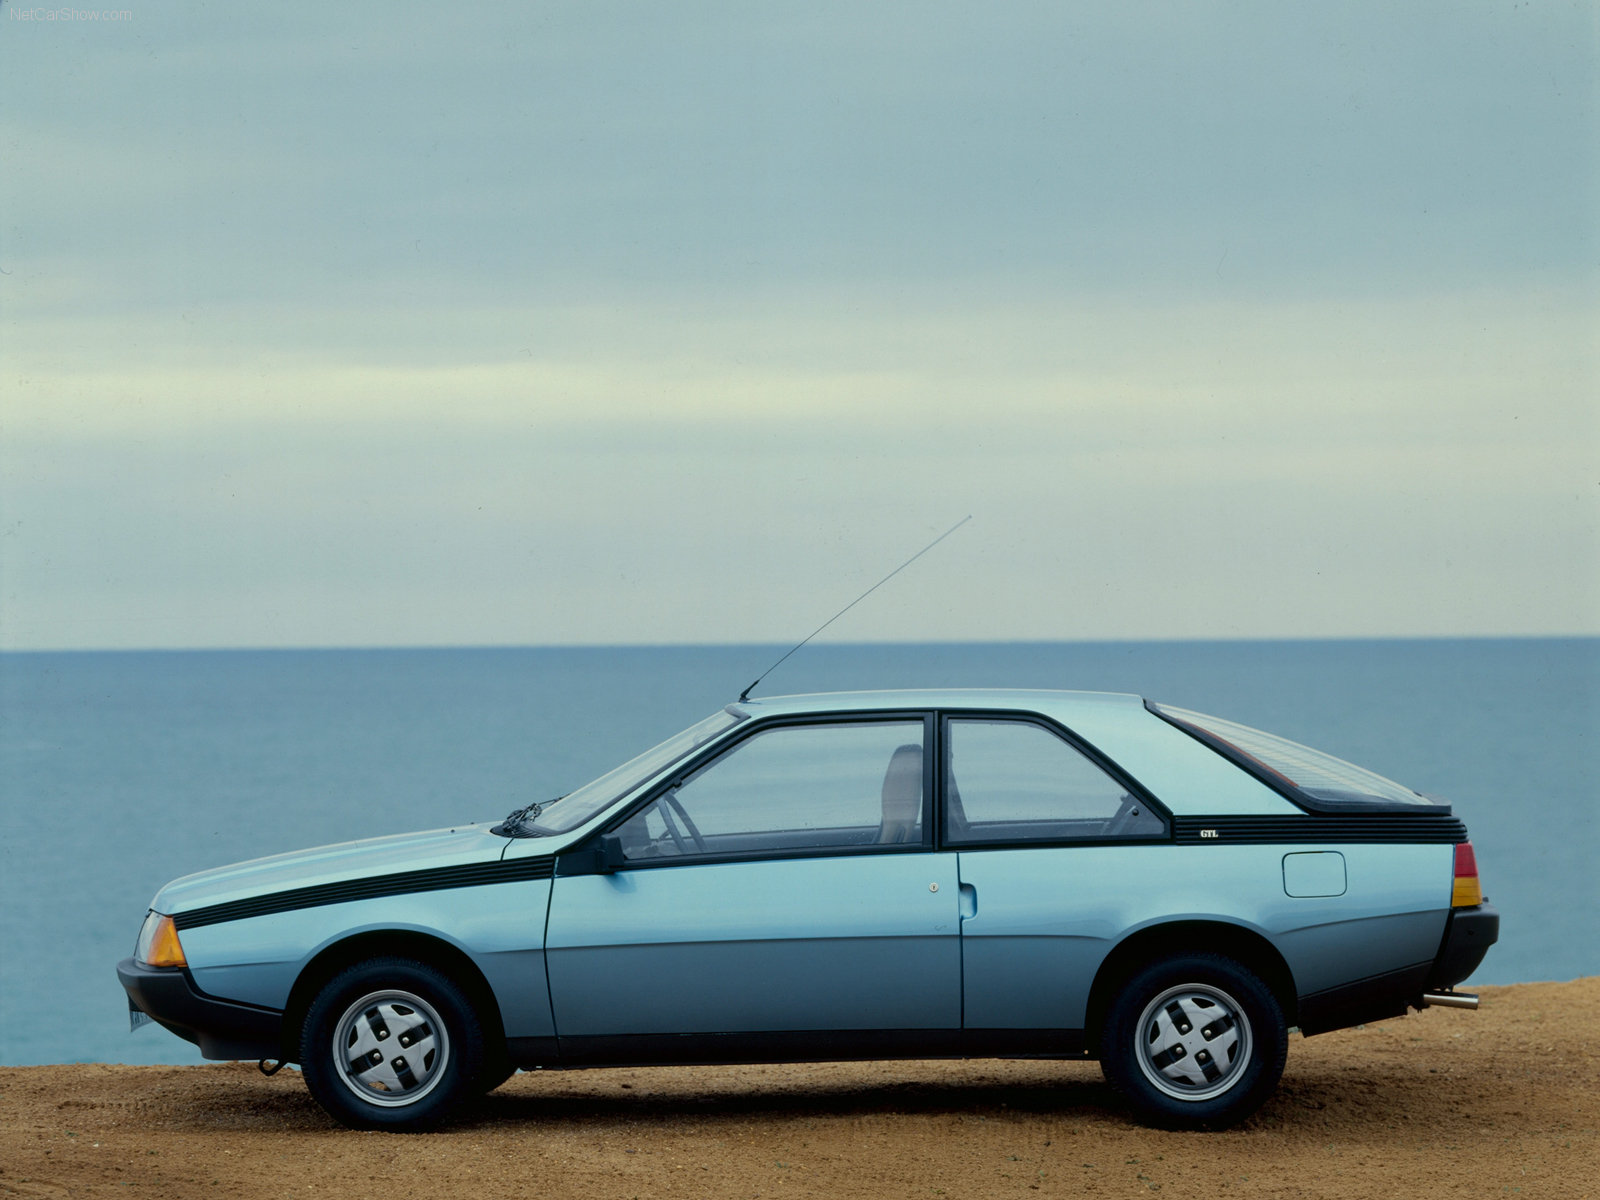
[944,718,1164,844]
[616,719,928,862]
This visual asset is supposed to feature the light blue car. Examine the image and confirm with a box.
[118,690,1497,1130]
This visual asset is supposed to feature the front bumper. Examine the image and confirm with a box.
[117,958,285,1061]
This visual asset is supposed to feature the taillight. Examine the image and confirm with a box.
[1451,841,1483,908]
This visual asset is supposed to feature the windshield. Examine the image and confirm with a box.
[514,708,746,835]
[1153,704,1439,809]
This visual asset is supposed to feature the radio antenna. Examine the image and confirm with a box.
[738,515,972,703]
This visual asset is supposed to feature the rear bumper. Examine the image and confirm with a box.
[117,958,284,1061]
[1296,903,1499,1037]
[1426,904,1499,990]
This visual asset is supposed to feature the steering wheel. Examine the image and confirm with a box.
[660,791,708,853]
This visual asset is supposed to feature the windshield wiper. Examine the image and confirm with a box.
[490,795,566,839]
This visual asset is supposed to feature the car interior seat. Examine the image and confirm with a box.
[878,743,923,843]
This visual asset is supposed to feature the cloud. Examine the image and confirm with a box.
[1,2,1594,648]
[3,284,1593,648]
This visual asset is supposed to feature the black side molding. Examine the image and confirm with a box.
[537,1027,1086,1070]
[1172,814,1468,845]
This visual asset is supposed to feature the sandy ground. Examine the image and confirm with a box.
[2,977,1595,1200]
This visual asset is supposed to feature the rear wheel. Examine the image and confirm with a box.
[301,957,484,1130]
[1100,953,1287,1129]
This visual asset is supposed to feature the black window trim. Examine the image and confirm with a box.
[584,709,939,872]
[934,708,1173,850]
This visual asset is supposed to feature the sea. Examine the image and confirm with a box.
[1,639,1594,1066]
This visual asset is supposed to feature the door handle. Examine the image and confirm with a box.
[959,882,977,920]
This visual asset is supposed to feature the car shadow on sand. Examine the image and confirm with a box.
[152,1066,1132,1133]
[152,1062,1426,1137]
[472,1074,1120,1126]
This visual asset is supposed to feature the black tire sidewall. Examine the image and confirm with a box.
[474,1056,517,1095]
[1100,952,1287,1130]
[301,956,484,1131]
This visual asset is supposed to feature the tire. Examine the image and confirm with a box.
[300,956,484,1131]
[475,1056,516,1095]
[1099,953,1288,1130]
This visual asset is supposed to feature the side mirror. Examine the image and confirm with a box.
[596,834,626,874]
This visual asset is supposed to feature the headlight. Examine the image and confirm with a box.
[134,911,187,968]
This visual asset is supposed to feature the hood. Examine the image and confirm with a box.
[151,824,505,916]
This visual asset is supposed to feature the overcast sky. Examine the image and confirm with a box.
[1,1,1595,650]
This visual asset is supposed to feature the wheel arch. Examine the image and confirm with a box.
[1084,920,1297,1055]
[280,930,506,1064]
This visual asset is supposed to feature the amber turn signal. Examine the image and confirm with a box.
[141,913,188,968]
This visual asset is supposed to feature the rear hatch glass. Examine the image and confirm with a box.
[1150,703,1445,811]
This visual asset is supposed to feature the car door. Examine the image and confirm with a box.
[545,715,963,1060]
[943,715,1170,1037]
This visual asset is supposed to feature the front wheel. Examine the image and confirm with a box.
[1099,953,1287,1130]
[301,957,484,1130]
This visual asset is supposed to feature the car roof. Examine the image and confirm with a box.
[730,688,1148,718]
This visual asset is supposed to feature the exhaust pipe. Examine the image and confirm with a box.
[1420,991,1479,1010]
